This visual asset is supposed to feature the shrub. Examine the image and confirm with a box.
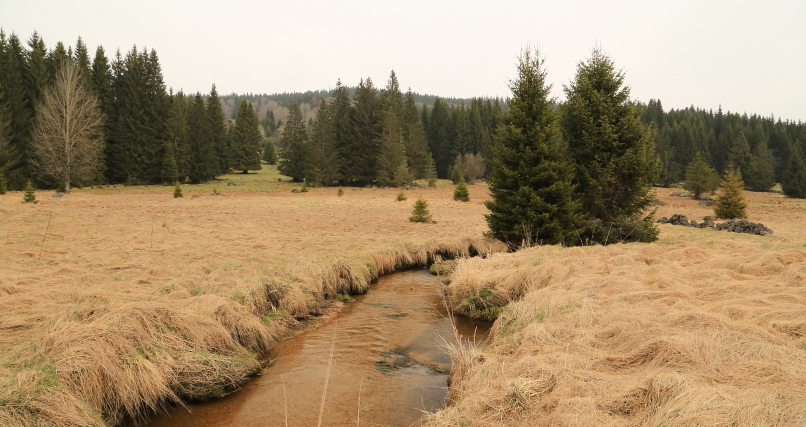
[173,182,183,198]
[453,176,470,202]
[409,198,433,223]
[337,186,344,197]
[22,179,37,204]
[396,191,407,201]
[714,164,747,219]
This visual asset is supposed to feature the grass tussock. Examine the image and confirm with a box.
[0,168,502,426]
[427,187,806,426]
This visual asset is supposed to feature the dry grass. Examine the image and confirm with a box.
[0,167,503,426]
[428,188,806,426]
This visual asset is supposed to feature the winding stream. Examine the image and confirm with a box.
[143,270,489,427]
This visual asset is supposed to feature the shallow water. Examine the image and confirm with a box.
[143,270,489,427]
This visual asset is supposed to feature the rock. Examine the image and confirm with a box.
[688,220,699,227]
[657,217,669,224]
[653,199,667,206]
[191,195,199,199]
[715,219,773,236]
[697,197,715,206]
[291,189,301,193]
[226,182,238,186]
[52,192,64,198]
[383,186,390,190]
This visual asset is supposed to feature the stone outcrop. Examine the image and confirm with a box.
[657,214,771,235]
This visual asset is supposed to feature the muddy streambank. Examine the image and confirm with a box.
[142,270,490,427]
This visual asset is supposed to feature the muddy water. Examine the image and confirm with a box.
[144,270,489,427]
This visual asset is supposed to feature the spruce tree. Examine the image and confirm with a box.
[207,84,230,175]
[330,80,353,184]
[160,140,179,185]
[561,47,659,244]
[453,175,470,202]
[682,152,719,200]
[745,138,776,191]
[165,91,189,180]
[486,47,582,247]
[309,99,339,185]
[230,99,262,173]
[781,149,806,199]
[426,97,452,178]
[409,197,432,223]
[277,102,309,182]
[263,140,278,165]
[187,93,216,182]
[173,182,183,198]
[376,109,408,186]
[403,89,435,180]
[347,78,381,184]
[714,164,747,219]
[0,171,6,194]
[22,179,37,203]
[1,32,34,189]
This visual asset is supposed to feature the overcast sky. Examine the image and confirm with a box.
[1,0,804,121]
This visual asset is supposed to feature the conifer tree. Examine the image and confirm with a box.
[173,182,183,198]
[486,47,582,247]
[187,93,216,182]
[727,131,751,175]
[22,179,37,203]
[330,79,353,184]
[347,78,381,184]
[561,47,659,244]
[781,149,806,199]
[0,171,6,194]
[263,140,278,165]
[309,99,340,185]
[165,91,189,180]
[396,190,407,201]
[0,32,34,189]
[160,140,179,185]
[231,99,262,173]
[277,102,309,182]
[714,164,747,219]
[73,37,92,88]
[682,152,719,200]
[376,109,408,186]
[426,97,452,178]
[745,138,776,191]
[207,84,229,175]
[403,89,435,180]
[409,198,432,223]
[453,175,470,202]
[26,31,49,103]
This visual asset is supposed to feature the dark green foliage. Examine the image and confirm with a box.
[782,150,806,199]
[187,93,217,182]
[346,78,381,184]
[0,170,6,194]
[0,32,34,189]
[561,47,659,244]
[22,179,37,203]
[309,99,340,185]
[165,91,189,180]
[207,85,230,175]
[403,89,435,180]
[745,138,776,191]
[376,109,408,186]
[330,80,353,184]
[337,186,344,197]
[277,102,309,182]
[230,99,262,173]
[160,141,179,185]
[263,140,278,165]
[453,176,470,202]
[409,198,432,223]
[486,47,582,248]
[683,152,719,200]
[714,164,747,219]
[396,191,407,201]
[727,131,751,177]
[173,182,182,198]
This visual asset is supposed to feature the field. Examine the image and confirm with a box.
[428,188,806,426]
[0,167,503,426]
[2,168,806,426]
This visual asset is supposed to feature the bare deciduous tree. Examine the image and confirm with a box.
[32,63,103,192]
[454,152,486,184]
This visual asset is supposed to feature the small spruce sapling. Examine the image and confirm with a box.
[713,164,747,219]
[409,197,433,223]
[453,176,470,202]
[301,179,309,193]
[396,191,407,201]
[173,182,183,198]
[337,186,344,197]
[22,180,38,204]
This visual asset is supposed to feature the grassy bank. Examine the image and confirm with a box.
[0,167,504,426]
[428,188,806,426]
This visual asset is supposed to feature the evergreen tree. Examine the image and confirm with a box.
[781,149,806,199]
[426,97,452,178]
[561,47,659,244]
[396,190,407,201]
[376,108,408,186]
[682,152,719,200]
[745,138,776,191]
[160,140,179,184]
[207,84,229,174]
[727,131,751,176]
[22,179,37,203]
[47,41,70,78]
[403,89,434,180]
[713,164,747,219]
[187,93,216,182]
[173,182,183,198]
[0,32,34,189]
[230,99,262,173]
[409,197,432,223]
[263,139,278,165]
[0,170,6,194]
[330,79,353,184]
[103,49,128,184]
[165,91,189,180]
[486,47,582,247]
[309,99,340,185]
[26,31,49,104]
[73,37,92,88]
[277,102,309,181]
[453,175,470,202]
[347,78,380,184]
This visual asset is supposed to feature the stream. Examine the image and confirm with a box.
[143,269,490,427]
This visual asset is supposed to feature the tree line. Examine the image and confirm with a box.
[0,30,263,191]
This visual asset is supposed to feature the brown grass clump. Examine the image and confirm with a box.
[0,168,503,426]
[427,187,806,427]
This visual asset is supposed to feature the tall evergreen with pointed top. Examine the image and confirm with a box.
[683,152,719,200]
[164,90,187,183]
[230,99,262,174]
[782,148,806,199]
[561,47,659,244]
[207,84,229,175]
[426,97,452,178]
[187,93,216,182]
[745,137,775,192]
[309,99,340,185]
[0,32,34,189]
[330,79,353,184]
[403,89,435,180]
[277,102,309,182]
[485,47,581,248]
[347,78,381,184]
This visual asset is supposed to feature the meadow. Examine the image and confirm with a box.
[2,167,806,426]
[0,166,504,426]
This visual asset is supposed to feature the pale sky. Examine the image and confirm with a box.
[1,0,804,121]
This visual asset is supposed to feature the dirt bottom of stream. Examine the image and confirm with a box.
[142,270,490,427]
